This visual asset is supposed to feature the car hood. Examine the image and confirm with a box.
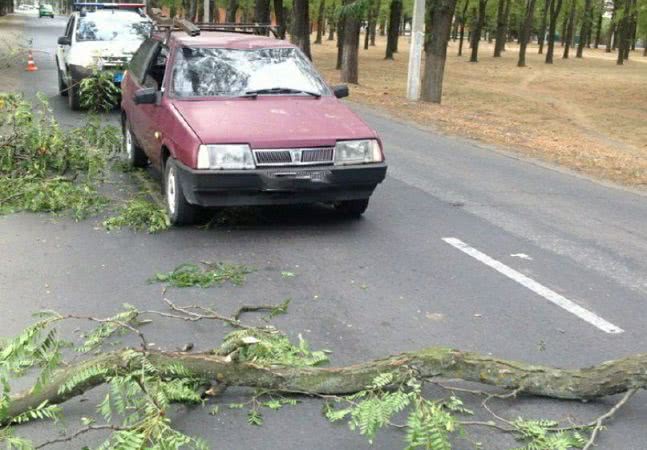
[171,97,377,148]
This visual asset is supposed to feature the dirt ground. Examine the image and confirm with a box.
[312,36,647,188]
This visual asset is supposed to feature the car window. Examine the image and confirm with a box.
[142,46,168,90]
[171,47,330,98]
[129,39,160,84]
[76,12,151,42]
[65,17,74,37]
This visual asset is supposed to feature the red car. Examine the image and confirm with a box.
[121,24,387,225]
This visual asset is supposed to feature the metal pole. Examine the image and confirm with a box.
[406,0,425,100]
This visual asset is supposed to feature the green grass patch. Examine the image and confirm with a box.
[152,262,253,288]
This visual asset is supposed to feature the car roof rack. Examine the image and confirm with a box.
[150,8,278,43]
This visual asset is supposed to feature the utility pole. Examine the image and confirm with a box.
[204,0,210,22]
[406,0,425,100]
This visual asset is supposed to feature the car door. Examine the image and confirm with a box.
[57,16,74,80]
[124,39,161,161]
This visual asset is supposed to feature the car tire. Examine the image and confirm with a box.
[164,158,197,226]
[68,81,81,110]
[57,69,68,97]
[335,199,370,218]
[123,120,148,168]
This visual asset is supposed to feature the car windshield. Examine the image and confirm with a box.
[41,4,52,10]
[76,12,152,42]
[171,47,330,98]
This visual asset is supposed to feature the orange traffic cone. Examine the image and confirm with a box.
[26,50,38,72]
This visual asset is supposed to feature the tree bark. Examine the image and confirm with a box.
[364,0,373,49]
[315,0,326,44]
[537,0,552,54]
[226,0,238,22]
[9,347,647,422]
[369,0,381,45]
[341,0,361,83]
[421,0,459,103]
[593,3,603,48]
[545,0,562,62]
[562,0,576,58]
[458,0,470,55]
[518,0,537,66]
[385,0,402,58]
[291,0,311,59]
[576,0,593,57]
[336,15,345,69]
[470,0,488,62]
[255,0,271,24]
[274,0,287,38]
[328,12,336,40]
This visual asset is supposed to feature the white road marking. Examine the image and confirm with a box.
[510,253,533,260]
[443,237,624,334]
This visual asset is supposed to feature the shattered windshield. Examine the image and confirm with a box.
[76,12,152,42]
[171,47,330,98]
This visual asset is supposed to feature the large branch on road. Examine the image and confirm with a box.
[7,347,647,421]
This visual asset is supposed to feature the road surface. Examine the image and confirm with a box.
[2,11,647,449]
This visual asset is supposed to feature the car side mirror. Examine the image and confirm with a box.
[134,87,158,105]
[332,85,349,99]
[57,36,71,46]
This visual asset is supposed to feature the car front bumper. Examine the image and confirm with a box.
[175,160,388,207]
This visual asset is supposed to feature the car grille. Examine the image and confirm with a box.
[254,147,334,166]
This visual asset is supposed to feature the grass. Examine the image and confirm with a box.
[311,36,647,188]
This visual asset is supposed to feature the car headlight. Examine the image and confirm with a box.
[197,144,255,170]
[334,139,383,165]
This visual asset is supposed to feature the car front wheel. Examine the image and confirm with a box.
[164,158,197,226]
[335,198,370,217]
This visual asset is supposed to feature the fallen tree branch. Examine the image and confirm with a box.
[6,347,647,422]
[582,388,638,450]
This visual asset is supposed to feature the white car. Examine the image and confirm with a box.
[56,3,152,110]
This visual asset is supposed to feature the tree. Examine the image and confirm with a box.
[385,0,403,58]
[341,0,362,82]
[315,0,327,43]
[494,0,512,55]
[538,0,553,53]
[577,0,594,56]
[545,0,563,62]
[458,0,470,56]
[336,15,345,68]
[469,0,488,61]
[364,0,373,48]
[518,0,537,66]
[226,0,239,21]
[2,302,646,449]
[562,0,576,58]
[291,0,312,59]
[274,0,287,38]
[593,0,604,48]
[255,0,272,23]
[421,0,459,103]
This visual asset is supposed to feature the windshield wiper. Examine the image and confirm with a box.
[243,87,321,98]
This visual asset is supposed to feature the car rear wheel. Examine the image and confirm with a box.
[68,81,81,110]
[164,158,197,226]
[335,199,370,218]
[123,120,147,167]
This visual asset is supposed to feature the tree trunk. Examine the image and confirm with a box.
[370,0,381,45]
[315,0,326,44]
[328,12,335,40]
[560,9,568,46]
[364,0,373,49]
[291,0,311,58]
[545,0,562,62]
[379,18,386,35]
[9,347,647,422]
[593,4,602,48]
[458,0,469,56]
[562,0,575,58]
[494,0,507,56]
[469,0,488,62]
[538,0,552,54]
[576,0,593,57]
[226,0,238,22]
[336,16,345,69]
[385,0,402,58]
[255,0,271,24]
[274,0,287,38]
[421,0,459,103]
[341,0,361,83]
[518,0,537,66]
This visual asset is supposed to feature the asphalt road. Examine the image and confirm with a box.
[2,11,647,449]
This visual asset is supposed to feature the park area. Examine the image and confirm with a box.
[313,36,647,188]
